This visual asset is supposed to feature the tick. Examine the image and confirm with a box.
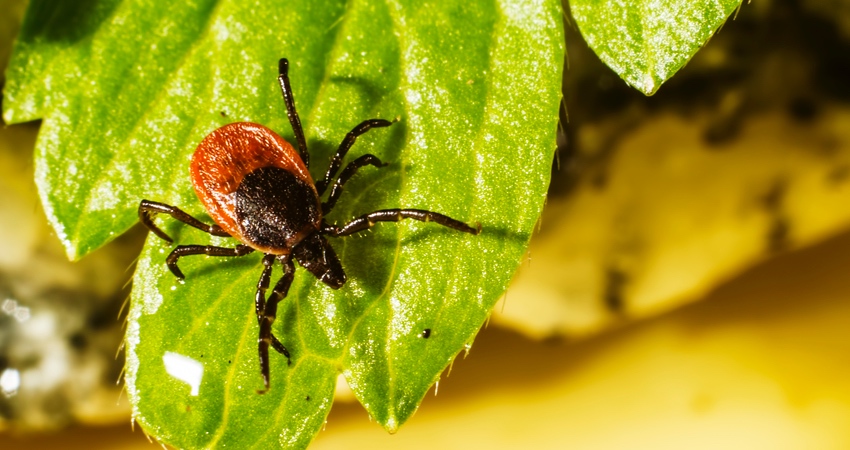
[139,58,480,393]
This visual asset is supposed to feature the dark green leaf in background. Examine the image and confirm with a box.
[3,0,562,448]
[570,0,742,95]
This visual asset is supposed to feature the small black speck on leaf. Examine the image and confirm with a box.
[421,328,431,339]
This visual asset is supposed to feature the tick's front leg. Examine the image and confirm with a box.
[139,199,231,243]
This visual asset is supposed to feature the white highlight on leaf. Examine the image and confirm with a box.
[163,351,204,396]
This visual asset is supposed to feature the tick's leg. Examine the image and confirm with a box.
[139,200,230,243]
[165,244,254,279]
[255,254,290,357]
[324,209,481,237]
[321,154,386,215]
[278,58,309,168]
[315,119,393,196]
[257,255,295,394]
[255,254,275,321]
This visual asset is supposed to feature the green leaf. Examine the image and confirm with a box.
[570,0,741,95]
[4,0,563,448]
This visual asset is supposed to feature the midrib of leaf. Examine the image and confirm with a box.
[379,1,408,425]
[371,0,500,426]
[288,0,410,394]
[335,183,407,424]
[406,0,498,409]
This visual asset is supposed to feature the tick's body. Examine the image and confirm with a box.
[139,58,479,393]
[192,123,319,254]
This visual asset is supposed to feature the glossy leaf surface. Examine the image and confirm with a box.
[3,0,563,448]
[570,0,742,94]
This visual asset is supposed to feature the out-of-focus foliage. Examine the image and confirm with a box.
[571,0,742,94]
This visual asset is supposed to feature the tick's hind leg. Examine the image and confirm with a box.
[324,209,481,237]
[139,200,231,243]
[321,154,386,214]
[165,244,254,279]
[256,255,295,394]
[315,119,393,195]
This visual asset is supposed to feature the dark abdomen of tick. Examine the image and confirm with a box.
[235,166,321,254]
